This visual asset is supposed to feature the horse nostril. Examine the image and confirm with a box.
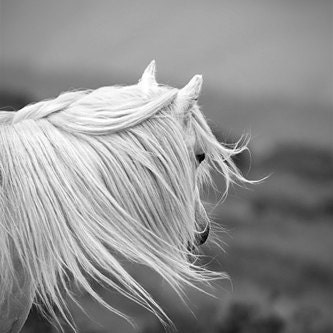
[187,242,195,253]
[196,153,205,164]
[195,224,210,246]
[188,224,210,252]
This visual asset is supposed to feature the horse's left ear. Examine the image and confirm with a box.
[177,75,203,111]
[138,60,157,93]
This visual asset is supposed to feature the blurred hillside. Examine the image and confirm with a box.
[19,143,333,333]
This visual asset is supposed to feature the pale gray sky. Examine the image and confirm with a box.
[1,0,332,104]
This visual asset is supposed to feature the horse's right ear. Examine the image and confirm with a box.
[176,75,203,119]
[178,75,203,105]
[138,60,157,93]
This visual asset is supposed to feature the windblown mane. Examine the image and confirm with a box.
[0,61,249,330]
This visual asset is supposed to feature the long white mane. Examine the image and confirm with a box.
[0,61,249,330]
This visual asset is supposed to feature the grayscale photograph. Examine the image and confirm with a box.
[0,1,332,332]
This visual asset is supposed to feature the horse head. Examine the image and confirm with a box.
[0,61,250,332]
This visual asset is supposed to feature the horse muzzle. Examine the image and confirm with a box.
[187,223,210,252]
[195,223,210,246]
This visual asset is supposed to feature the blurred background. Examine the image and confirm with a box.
[1,1,332,332]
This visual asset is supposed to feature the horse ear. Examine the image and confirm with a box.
[138,60,157,93]
[177,75,203,111]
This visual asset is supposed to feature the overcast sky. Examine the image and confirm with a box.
[1,0,332,105]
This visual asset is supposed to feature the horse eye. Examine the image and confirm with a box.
[195,153,206,164]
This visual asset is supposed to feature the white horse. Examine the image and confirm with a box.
[0,61,249,332]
